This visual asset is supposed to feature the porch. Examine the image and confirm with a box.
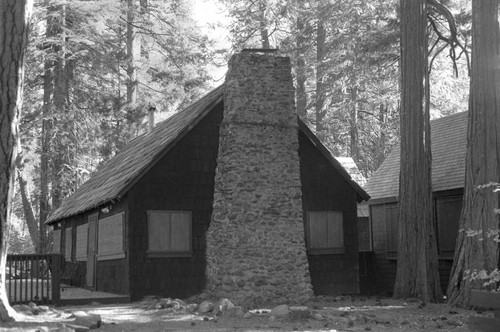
[6,254,130,306]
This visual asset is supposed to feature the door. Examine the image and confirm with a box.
[86,213,98,289]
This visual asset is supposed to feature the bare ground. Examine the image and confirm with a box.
[2,295,491,331]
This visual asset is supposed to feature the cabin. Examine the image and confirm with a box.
[360,111,467,294]
[47,52,369,304]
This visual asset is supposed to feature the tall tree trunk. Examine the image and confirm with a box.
[51,3,67,210]
[296,0,307,120]
[447,0,500,307]
[375,103,387,169]
[349,86,359,163]
[39,0,56,253]
[0,0,33,321]
[315,17,326,140]
[393,0,442,302]
[15,152,39,252]
[127,0,139,106]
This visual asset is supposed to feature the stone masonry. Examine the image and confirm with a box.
[205,52,313,306]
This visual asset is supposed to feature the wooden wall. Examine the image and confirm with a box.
[126,103,223,301]
[361,190,462,295]
[299,131,360,295]
[54,200,129,295]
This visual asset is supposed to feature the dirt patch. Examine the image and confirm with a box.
[0,296,493,331]
[69,296,486,331]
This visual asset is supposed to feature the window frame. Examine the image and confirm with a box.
[53,229,62,254]
[64,227,73,261]
[147,210,193,258]
[305,211,345,255]
[97,212,126,261]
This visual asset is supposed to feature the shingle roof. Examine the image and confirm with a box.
[336,157,367,188]
[47,85,370,224]
[364,111,468,201]
[47,86,224,224]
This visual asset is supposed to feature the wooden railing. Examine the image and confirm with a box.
[6,254,61,306]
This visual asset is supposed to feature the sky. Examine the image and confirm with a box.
[191,0,230,83]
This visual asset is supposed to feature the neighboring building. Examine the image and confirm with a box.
[361,111,467,294]
[47,52,369,304]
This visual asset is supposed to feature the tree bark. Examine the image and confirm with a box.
[51,2,68,211]
[296,0,308,121]
[127,0,139,106]
[315,17,326,140]
[39,0,56,253]
[393,0,442,302]
[446,0,500,307]
[15,151,39,252]
[349,86,359,163]
[0,0,33,321]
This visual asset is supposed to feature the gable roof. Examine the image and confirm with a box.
[47,85,369,224]
[47,85,224,224]
[364,111,468,202]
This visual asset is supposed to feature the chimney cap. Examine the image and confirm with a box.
[241,48,279,53]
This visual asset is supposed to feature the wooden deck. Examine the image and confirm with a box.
[60,284,130,306]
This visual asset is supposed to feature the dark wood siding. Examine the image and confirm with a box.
[55,200,129,295]
[299,131,359,295]
[127,103,223,301]
[362,192,463,295]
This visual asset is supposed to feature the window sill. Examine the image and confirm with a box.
[97,252,126,261]
[147,251,193,258]
[307,247,345,255]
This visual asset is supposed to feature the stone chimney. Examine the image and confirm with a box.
[206,52,313,306]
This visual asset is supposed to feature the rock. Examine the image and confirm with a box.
[72,311,90,317]
[66,323,91,332]
[446,319,462,327]
[314,313,324,320]
[290,306,312,320]
[198,300,214,313]
[243,312,253,319]
[38,305,50,312]
[213,298,235,316]
[73,313,102,329]
[14,304,33,315]
[173,298,187,307]
[270,304,290,318]
[186,303,198,313]
[225,306,245,318]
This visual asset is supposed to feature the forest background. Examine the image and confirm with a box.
[10,0,471,255]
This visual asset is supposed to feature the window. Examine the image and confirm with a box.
[436,196,462,258]
[306,211,344,254]
[147,211,192,257]
[65,227,73,261]
[384,204,399,257]
[97,212,125,261]
[75,224,88,261]
[53,229,61,254]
